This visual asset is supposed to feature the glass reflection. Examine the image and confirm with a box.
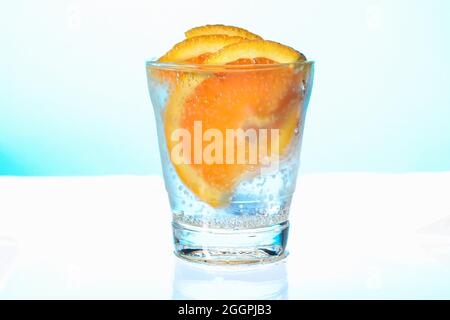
[172,259,288,300]
[0,237,17,290]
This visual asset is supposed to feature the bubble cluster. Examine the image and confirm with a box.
[162,152,300,229]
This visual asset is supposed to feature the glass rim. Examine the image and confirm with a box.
[146,59,314,72]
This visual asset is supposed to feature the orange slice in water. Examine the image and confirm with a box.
[164,37,306,207]
[185,24,262,40]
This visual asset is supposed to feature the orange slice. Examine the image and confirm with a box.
[158,35,245,63]
[205,40,306,64]
[185,24,262,40]
[163,38,306,207]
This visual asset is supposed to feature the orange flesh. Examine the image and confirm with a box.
[184,52,213,64]
[227,57,277,65]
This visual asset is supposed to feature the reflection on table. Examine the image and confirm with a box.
[173,259,288,300]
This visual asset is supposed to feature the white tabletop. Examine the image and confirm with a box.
[0,173,449,299]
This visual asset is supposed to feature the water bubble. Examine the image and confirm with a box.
[301,80,306,97]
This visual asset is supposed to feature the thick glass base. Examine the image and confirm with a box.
[173,221,289,265]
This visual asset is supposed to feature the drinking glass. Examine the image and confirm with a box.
[146,60,314,264]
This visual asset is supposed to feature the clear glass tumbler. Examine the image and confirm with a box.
[146,60,314,264]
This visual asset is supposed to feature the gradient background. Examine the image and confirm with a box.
[1,0,449,176]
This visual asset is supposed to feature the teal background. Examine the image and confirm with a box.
[1,0,449,176]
